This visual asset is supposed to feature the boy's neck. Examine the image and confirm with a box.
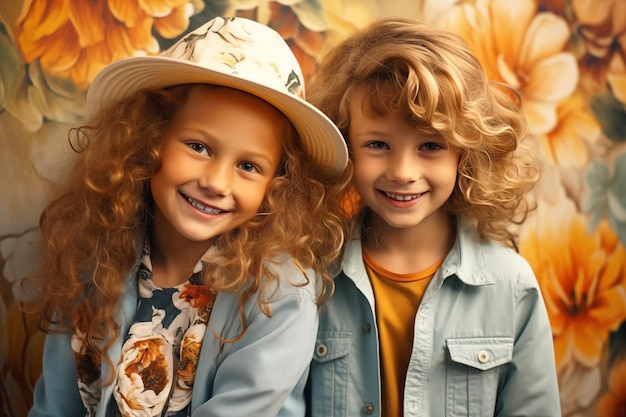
[362,211,456,274]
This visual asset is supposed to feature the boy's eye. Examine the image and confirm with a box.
[238,162,260,173]
[367,141,389,150]
[188,142,209,155]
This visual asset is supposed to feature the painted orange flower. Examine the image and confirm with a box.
[15,0,197,90]
[520,199,626,370]
[596,357,626,416]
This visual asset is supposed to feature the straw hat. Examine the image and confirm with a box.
[85,16,348,174]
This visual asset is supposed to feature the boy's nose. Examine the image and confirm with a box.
[387,153,417,184]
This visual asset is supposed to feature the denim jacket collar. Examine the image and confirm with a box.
[341,217,496,295]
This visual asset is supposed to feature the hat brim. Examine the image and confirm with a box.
[86,56,348,174]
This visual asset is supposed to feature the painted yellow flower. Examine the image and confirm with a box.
[596,357,626,416]
[442,0,579,136]
[15,0,197,89]
[520,199,626,370]
[540,94,601,168]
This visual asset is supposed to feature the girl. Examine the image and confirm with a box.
[306,19,561,416]
[27,17,349,417]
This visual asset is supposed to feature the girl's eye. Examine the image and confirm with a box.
[238,162,260,173]
[188,142,209,155]
[367,141,389,150]
[421,142,444,151]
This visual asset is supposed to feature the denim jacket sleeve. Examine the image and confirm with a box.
[492,259,562,416]
[29,265,140,417]
[28,332,87,417]
[191,259,320,417]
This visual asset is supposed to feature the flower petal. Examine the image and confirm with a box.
[573,0,612,26]
[153,4,193,39]
[68,0,107,47]
[519,12,571,70]
[526,53,579,102]
[108,0,143,27]
[492,0,535,59]
[523,99,559,134]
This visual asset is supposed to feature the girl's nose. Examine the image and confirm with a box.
[198,161,232,196]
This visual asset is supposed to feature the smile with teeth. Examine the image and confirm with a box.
[384,191,422,201]
[183,194,224,215]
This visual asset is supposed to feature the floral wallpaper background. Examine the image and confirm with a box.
[0,0,625,416]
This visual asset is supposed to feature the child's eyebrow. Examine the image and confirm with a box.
[350,128,390,138]
[242,151,278,168]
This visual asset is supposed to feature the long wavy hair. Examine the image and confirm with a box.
[30,84,351,370]
[307,18,539,248]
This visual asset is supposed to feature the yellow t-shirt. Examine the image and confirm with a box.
[363,249,443,417]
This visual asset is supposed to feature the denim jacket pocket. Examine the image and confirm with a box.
[309,332,352,417]
[445,337,513,416]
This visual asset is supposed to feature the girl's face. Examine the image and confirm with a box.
[348,89,460,237]
[151,85,284,251]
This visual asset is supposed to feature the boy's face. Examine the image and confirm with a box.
[347,89,460,235]
[150,85,284,253]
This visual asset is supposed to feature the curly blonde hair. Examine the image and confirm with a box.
[307,18,539,247]
[31,84,350,368]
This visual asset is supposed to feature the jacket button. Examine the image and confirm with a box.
[477,350,490,363]
[316,344,328,357]
[363,403,375,414]
[363,323,371,333]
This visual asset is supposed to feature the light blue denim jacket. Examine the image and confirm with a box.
[30,254,319,417]
[308,218,561,417]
